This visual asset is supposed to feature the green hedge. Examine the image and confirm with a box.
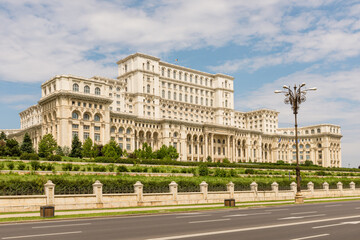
[1,173,358,196]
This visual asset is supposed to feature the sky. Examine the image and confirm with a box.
[0,0,359,167]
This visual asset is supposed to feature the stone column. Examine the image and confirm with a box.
[307,181,314,193]
[210,134,214,161]
[227,181,234,199]
[271,182,279,194]
[44,180,55,206]
[197,142,200,162]
[250,182,258,192]
[350,182,356,191]
[290,182,297,193]
[337,182,343,191]
[227,135,230,160]
[169,181,178,200]
[200,181,208,200]
[323,182,329,192]
[232,137,235,162]
[204,134,208,160]
[134,181,143,202]
[93,180,103,207]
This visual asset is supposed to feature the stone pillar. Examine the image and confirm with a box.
[169,181,178,200]
[200,181,208,200]
[227,181,234,199]
[210,134,214,161]
[204,134,208,160]
[227,135,230,160]
[307,181,314,193]
[44,180,55,206]
[250,182,258,192]
[271,182,279,194]
[350,182,356,191]
[290,182,297,193]
[337,182,343,191]
[134,181,143,202]
[323,182,329,192]
[232,137,235,162]
[92,180,103,206]
[197,142,200,162]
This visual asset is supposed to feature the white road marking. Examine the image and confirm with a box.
[265,208,289,212]
[355,207,360,209]
[291,211,318,215]
[290,233,330,240]
[279,214,325,220]
[146,214,360,240]
[32,223,91,229]
[1,231,82,239]
[224,212,271,217]
[176,215,211,219]
[189,219,230,224]
[324,204,342,208]
[313,221,360,229]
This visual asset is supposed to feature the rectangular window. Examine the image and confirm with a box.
[126,143,131,150]
[119,143,123,149]
[72,124,79,129]
[118,137,123,141]
[94,126,100,131]
[84,132,89,140]
[84,125,90,130]
[72,131,78,137]
[126,138,130,142]
[94,133,100,141]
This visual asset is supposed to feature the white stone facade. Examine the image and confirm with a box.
[8,53,342,167]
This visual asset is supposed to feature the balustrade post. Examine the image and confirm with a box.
[200,181,208,200]
[169,181,178,200]
[227,181,235,198]
[134,181,144,202]
[44,180,55,205]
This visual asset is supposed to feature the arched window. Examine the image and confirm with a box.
[95,87,101,95]
[162,90,165,98]
[72,112,79,119]
[84,85,90,94]
[126,128,131,134]
[119,127,124,134]
[179,93,182,101]
[168,91,171,99]
[147,61,150,70]
[147,84,150,93]
[161,68,165,76]
[111,127,116,133]
[173,92,176,100]
[184,73,187,81]
[73,83,79,92]
[167,69,171,78]
[83,113,90,121]
[173,71,176,79]
[94,114,101,122]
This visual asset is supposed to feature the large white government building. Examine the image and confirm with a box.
[9,53,342,167]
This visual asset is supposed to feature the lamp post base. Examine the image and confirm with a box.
[295,193,304,204]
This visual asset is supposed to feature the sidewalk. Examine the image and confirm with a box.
[1,196,360,219]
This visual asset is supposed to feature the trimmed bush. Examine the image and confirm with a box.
[47,155,62,162]
[20,153,39,160]
[117,165,128,172]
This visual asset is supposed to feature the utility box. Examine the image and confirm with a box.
[224,199,235,207]
[40,206,55,217]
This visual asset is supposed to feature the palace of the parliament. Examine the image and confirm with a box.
[7,53,342,167]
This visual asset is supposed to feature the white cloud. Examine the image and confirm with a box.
[0,94,38,104]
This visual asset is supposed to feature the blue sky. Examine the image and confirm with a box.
[0,0,359,167]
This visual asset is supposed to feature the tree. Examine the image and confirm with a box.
[167,145,179,160]
[153,144,179,160]
[0,140,6,156]
[135,143,153,159]
[70,135,82,158]
[20,133,34,153]
[5,139,21,156]
[55,146,64,156]
[198,164,209,176]
[0,132,7,141]
[62,146,70,156]
[38,134,57,158]
[102,140,122,158]
[206,156,212,162]
[82,138,93,158]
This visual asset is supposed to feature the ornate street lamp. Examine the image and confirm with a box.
[275,83,316,203]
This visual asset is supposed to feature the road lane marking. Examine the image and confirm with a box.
[1,231,82,239]
[324,204,342,208]
[290,233,329,240]
[313,221,360,229]
[279,214,325,220]
[224,212,271,217]
[189,219,230,224]
[146,214,360,240]
[265,208,289,212]
[291,211,318,215]
[32,223,91,229]
[176,215,211,219]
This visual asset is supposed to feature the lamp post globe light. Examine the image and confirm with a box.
[275,83,316,204]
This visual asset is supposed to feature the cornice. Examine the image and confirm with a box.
[38,91,113,105]
[116,53,160,65]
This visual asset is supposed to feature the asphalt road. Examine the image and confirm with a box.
[1,200,360,240]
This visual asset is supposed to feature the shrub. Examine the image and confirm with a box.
[7,162,14,170]
[245,169,255,174]
[20,153,39,160]
[198,164,209,176]
[151,167,160,173]
[93,165,106,172]
[17,161,26,170]
[117,165,128,172]
[223,158,230,164]
[0,163,4,170]
[108,164,115,172]
[30,161,40,170]
[62,163,73,171]
[73,165,80,171]
[47,155,62,162]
